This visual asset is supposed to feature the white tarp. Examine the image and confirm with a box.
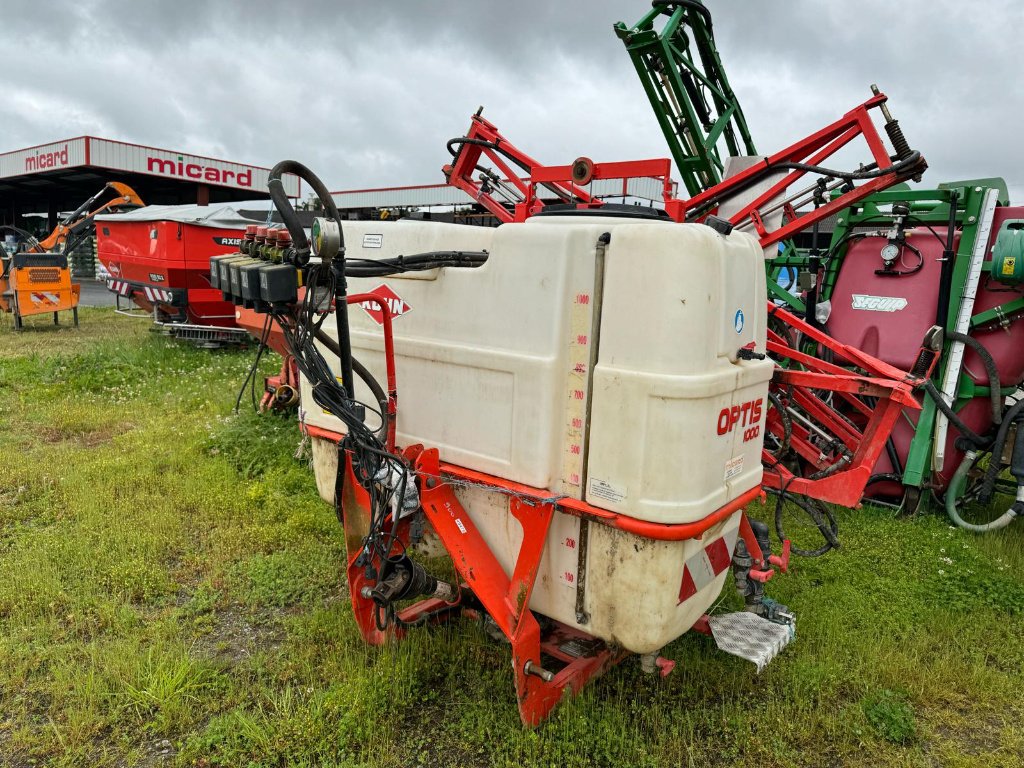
[95,202,279,230]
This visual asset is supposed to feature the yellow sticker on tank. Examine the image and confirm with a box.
[1003,257,1016,275]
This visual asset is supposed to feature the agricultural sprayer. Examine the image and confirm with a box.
[207,56,938,719]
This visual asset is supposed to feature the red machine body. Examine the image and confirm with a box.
[96,209,250,326]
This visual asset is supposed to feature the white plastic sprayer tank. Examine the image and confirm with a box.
[302,214,773,652]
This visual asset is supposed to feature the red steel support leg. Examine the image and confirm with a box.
[339,452,397,645]
[415,447,624,724]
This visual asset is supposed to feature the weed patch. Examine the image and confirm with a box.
[862,689,917,745]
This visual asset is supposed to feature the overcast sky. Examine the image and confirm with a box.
[4,1,1023,202]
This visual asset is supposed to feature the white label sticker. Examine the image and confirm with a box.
[588,477,627,505]
[725,455,745,481]
[455,518,467,534]
[851,294,907,312]
[362,233,383,249]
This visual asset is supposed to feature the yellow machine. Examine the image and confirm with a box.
[0,182,143,329]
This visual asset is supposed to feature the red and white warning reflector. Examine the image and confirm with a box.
[678,523,740,604]
[143,285,174,304]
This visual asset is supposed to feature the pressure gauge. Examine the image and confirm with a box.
[311,217,341,260]
[880,242,901,264]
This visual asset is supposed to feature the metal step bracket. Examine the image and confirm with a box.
[708,611,795,673]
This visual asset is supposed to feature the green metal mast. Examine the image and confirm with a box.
[614,1,757,198]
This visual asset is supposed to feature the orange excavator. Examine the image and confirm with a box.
[0,181,143,329]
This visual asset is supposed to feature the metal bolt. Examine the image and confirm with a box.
[426,478,437,488]
[575,611,589,625]
[359,586,373,599]
[523,661,555,682]
[837,218,844,225]
[975,187,983,192]
[968,216,977,224]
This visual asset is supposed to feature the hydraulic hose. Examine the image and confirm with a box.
[268,160,354,401]
[922,379,990,449]
[446,137,531,173]
[975,397,1024,504]
[945,450,1020,532]
[945,330,1003,427]
[769,151,924,183]
[312,327,389,443]
[691,151,924,221]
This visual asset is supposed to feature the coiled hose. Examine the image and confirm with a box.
[945,449,1021,532]
[973,397,1024,505]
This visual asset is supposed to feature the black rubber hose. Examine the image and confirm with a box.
[946,330,1002,427]
[770,151,923,182]
[867,472,903,487]
[922,380,990,448]
[268,160,353,402]
[977,398,1024,504]
[312,327,389,443]
[267,161,321,254]
[766,391,792,454]
[446,137,532,173]
[691,151,923,220]
[769,489,839,557]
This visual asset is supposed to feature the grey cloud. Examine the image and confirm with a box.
[1,1,1021,201]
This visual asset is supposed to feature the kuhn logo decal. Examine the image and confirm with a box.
[360,284,411,326]
[851,294,908,312]
[717,398,764,443]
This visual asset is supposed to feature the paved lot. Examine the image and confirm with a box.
[77,279,117,308]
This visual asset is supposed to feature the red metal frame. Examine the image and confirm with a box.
[444,94,926,248]
[761,304,937,506]
[677,94,918,247]
[345,292,398,451]
[260,355,299,413]
[443,111,598,223]
[300,292,784,723]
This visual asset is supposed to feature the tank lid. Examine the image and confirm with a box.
[532,203,671,221]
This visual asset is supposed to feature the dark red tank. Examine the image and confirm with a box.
[826,206,1024,493]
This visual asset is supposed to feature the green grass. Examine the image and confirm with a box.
[1,308,1023,767]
